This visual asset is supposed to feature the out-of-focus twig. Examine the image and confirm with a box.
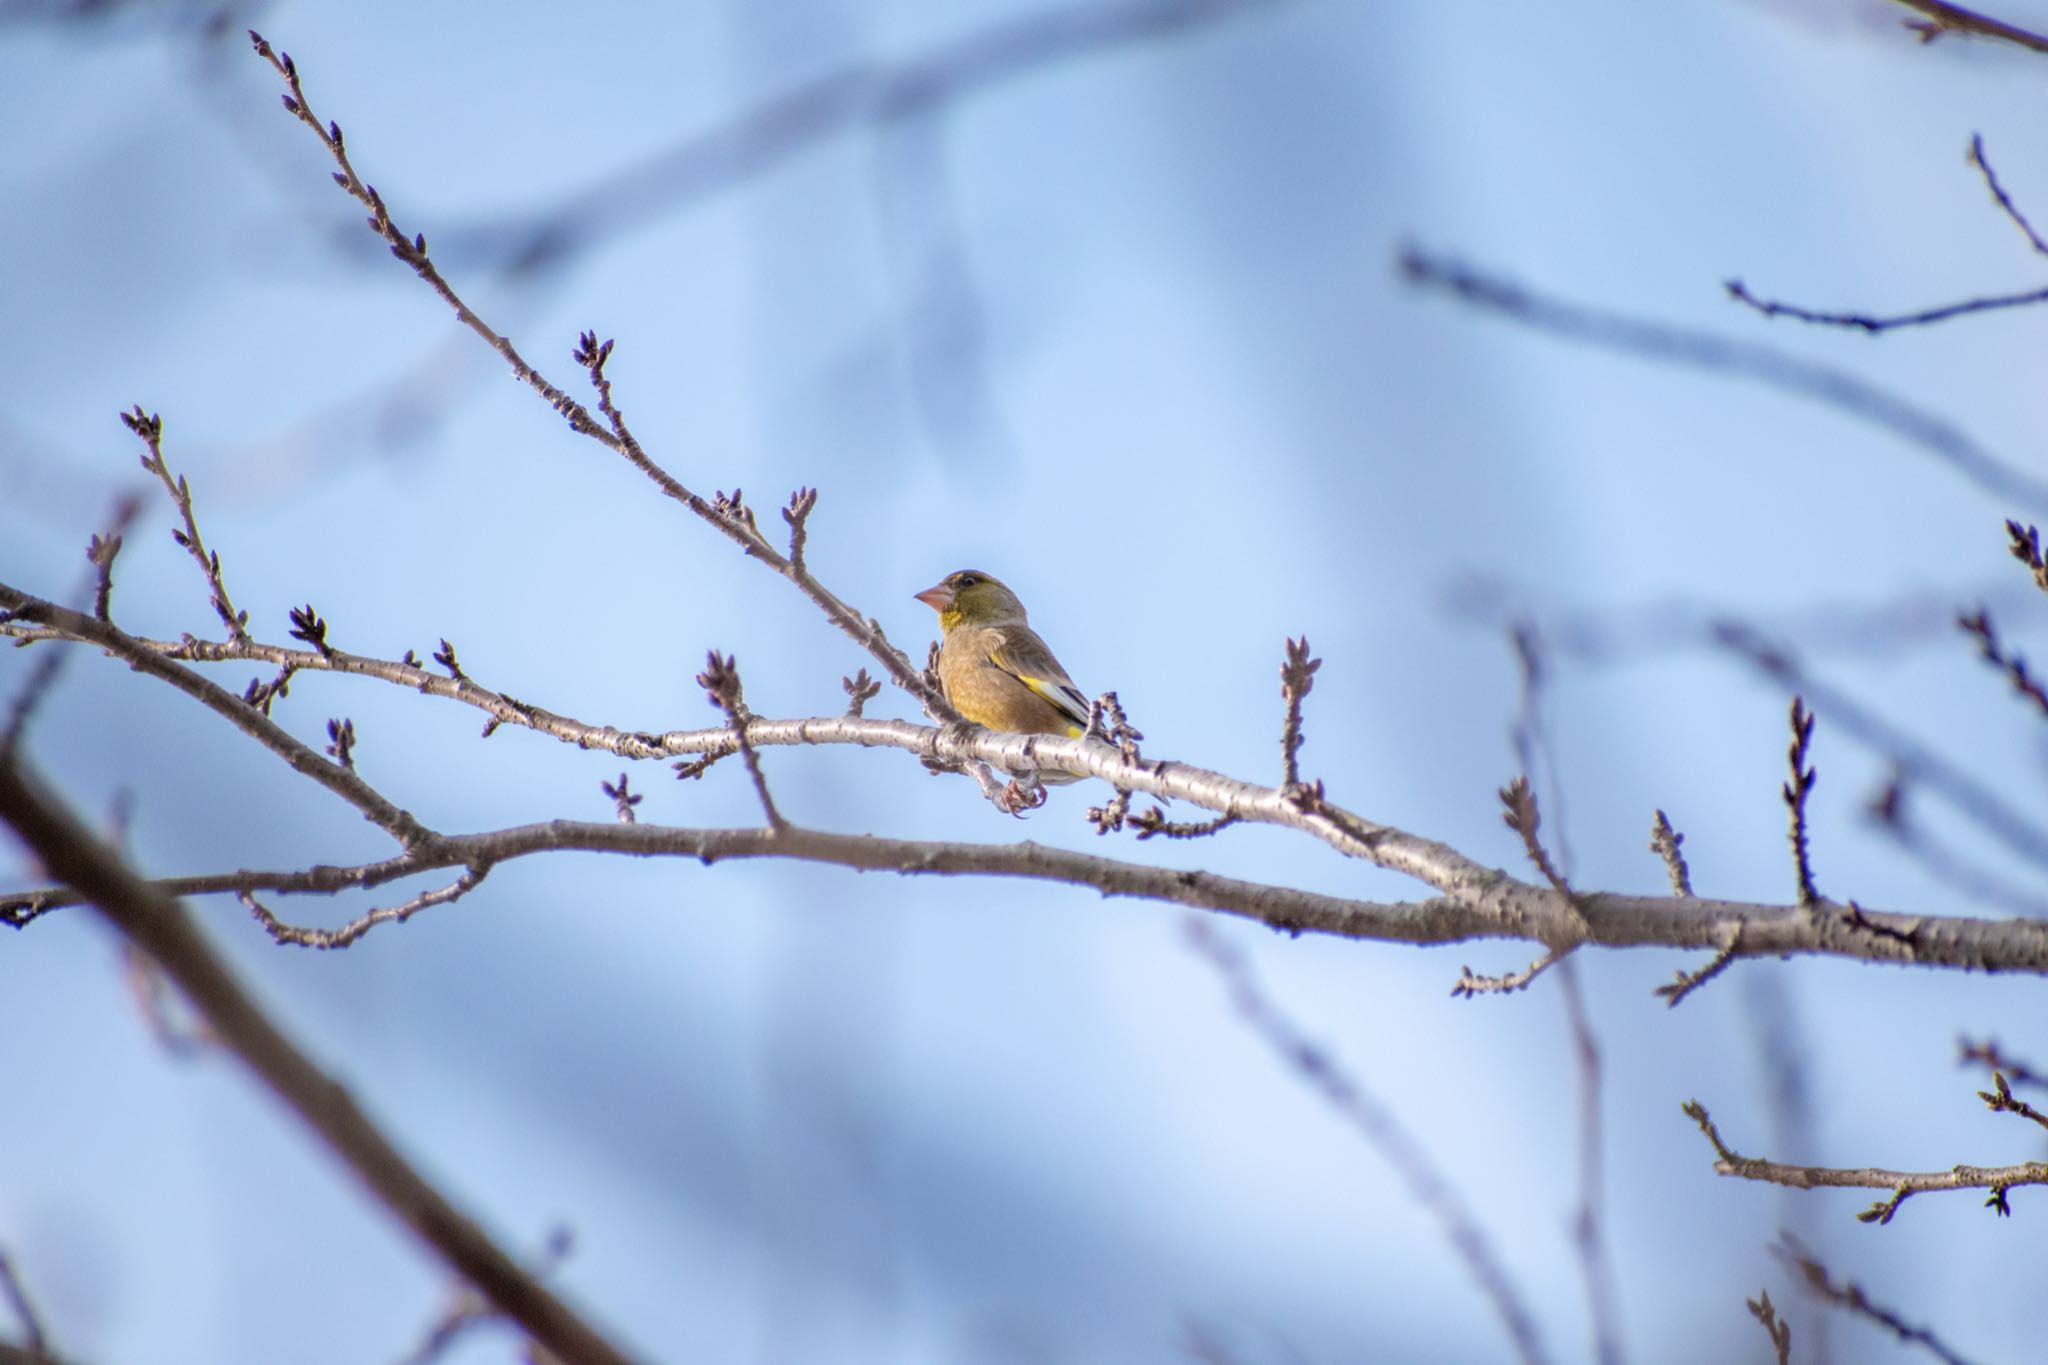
[1399,248,2048,515]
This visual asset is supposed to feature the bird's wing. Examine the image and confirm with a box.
[986,627,1092,733]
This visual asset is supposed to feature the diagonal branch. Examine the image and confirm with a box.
[0,587,426,847]
[0,754,633,1365]
[1186,918,1551,1365]
[1773,1235,1977,1365]
[1399,248,2048,516]
[248,33,953,724]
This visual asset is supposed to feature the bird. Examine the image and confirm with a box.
[915,569,1091,782]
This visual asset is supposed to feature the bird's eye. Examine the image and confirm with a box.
[955,573,979,587]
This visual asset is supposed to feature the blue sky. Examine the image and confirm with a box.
[5,2,2048,1362]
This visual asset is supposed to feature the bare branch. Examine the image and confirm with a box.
[86,494,140,623]
[0,749,631,1365]
[1452,948,1566,999]
[1890,0,2048,55]
[1185,917,1551,1365]
[121,944,214,1058]
[841,668,882,718]
[1782,698,1820,909]
[0,1248,50,1360]
[1724,276,2048,334]
[1868,776,2048,919]
[1747,1288,1792,1365]
[1654,924,1741,1008]
[1774,1234,1978,1365]
[242,870,486,950]
[600,773,642,824]
[1958,1036,2046,1092]
[2004,518,2048,593]
[1681,1100,2048,1224]
[1128,805,1240,841]
[1500,776,1572,900]
[1710,622,2048,877]
[8,814,2048,973]
[1977,1071,2048,1135]
[697,651,785,831]
[247,34,954,721]
[782,486,818,574]
[1968,134,2048,255]
[1398,248,2048,516]
[1278,635,1319,788]
[1553,958,1622,1365]
[0,586,428,847]
[1956,607,2048,717]
[1649,809,1693,896]
[123,406,249,643]
[2,497,141,757]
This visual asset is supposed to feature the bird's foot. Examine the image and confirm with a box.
[998,775,1049,816]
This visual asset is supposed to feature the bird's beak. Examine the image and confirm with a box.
[914,583,953,612]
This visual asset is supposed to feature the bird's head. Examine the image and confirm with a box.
[915,570,1027,631]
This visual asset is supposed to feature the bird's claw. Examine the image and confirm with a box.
[998,775,1049,816]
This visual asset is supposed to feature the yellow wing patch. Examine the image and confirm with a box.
[989,647,1090,736]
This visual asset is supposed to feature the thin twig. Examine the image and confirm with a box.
[242,869,486,950]
[1501,777,1572,900]
[1774,1234,1978,1365]
[1783,698,1820,910]
[87,494,140,623]
[248,36,951,725]
[124,407,249,643]
[1890,0,2048,55]
[1129,806,1240,841]
[1968,133,2048,256]
[2007,518,2048,593]
[1452,948,1565,998]
[1654,923,1740,1008]
[1398,248,2048,515]
[1279,635,1319,788]
[841,669,882,717]
[1724,277,2048,334]
[1869,776,2048,919]
[1554,957,1623,1365]
[1185,917,1551,1365]
[1747,1288,1792,1365]
[1958,1037,2046,1092]
[601,773,642,824]
[1977,1071,2048,1135]
[1649,809,1693,896]
[1956,607,2048,717]
[1713,621,2048,876]
[697,652,785,831]
[2,497,141,756]
[1682,1100,2048,1223]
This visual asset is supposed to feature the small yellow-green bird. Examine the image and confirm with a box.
[915,570,1091,777]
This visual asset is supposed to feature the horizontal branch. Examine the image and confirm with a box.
[1684,1100,2048,1224]
[9,818,2048,976]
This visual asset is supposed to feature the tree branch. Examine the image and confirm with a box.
[1682,1100,2048,1224]
[0,755,634,1365]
